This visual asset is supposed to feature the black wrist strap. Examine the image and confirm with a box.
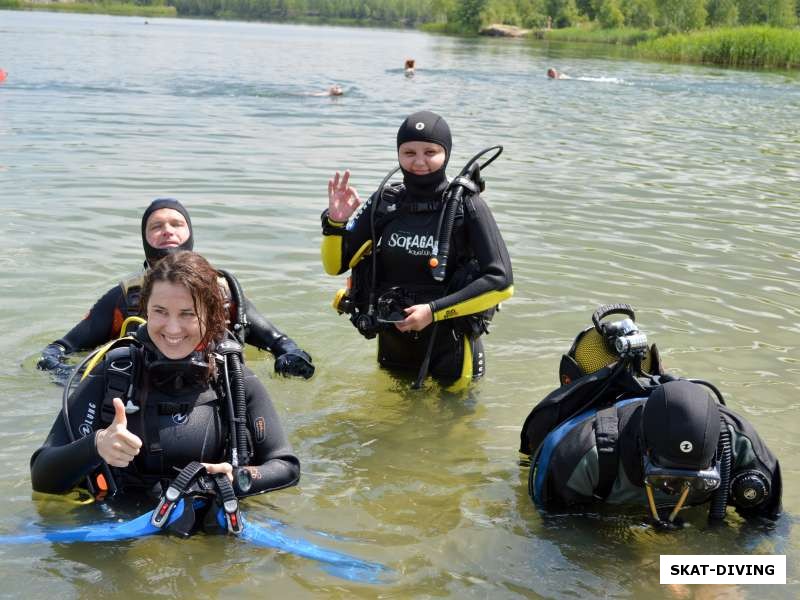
[321,209,346,236]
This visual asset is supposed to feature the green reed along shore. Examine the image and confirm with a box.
[540,24,800,69]
[540,25,800,69]
[636,26,800,69]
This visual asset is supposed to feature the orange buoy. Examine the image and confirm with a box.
[0,69,7,83]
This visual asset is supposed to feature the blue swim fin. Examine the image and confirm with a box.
[0,499,187,544]
[0,501,391,584]
[232,512,391,583]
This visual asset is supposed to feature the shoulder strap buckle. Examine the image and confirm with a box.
[594,405,620,500]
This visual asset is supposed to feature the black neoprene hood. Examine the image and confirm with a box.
[396,110,452,164]
[396,111,452,198]
[141,198,194,266]
[642,380,721,470]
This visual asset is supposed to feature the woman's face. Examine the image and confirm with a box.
[145,208,190,250]
[146,280,205,359]
[398,141,446,175]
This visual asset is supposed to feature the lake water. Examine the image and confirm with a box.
[0,10,798,599]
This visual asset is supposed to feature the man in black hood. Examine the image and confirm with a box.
[38,199,314,381]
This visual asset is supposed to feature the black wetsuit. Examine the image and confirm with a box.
[30,332,300,499]
[322,181,513,388]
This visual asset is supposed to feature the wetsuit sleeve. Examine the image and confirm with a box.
[429,194,514,321]
[234,370,300,497]
[29,375,105,494]
[724,411,782,520]
[320,191,378,276]
[243,298,299,356]
[54,285,126,353]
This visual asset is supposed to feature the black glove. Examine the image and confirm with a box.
[274,348,315,379]
[37,343,66,371]
[37,343,75,386]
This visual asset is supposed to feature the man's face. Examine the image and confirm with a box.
[145,208,190,249]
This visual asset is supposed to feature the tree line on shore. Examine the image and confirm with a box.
[7,0,800,66]
[9,0,797,33]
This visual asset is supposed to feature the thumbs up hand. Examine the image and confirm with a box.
[95,397,143,468]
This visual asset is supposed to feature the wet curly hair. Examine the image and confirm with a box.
[139,251,227,351]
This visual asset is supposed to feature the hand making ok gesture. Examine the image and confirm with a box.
[327,170,361,222]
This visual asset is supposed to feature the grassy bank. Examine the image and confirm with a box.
[636,26,800,69]
[538,25,659,46]
[2,1,176,18]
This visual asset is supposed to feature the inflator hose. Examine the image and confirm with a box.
[227,352,250,466]
[431,186,463,281]
[218,269,248,344]
[709,416,732,522]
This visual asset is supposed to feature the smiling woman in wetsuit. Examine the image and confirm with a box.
[37,198,314,382]
[30,251,300,501]
[321,111,513,390]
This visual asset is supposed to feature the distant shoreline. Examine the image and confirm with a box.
[5,4,800,70]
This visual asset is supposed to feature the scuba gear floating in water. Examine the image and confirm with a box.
[1,462,390,583]
[520,305,783,529]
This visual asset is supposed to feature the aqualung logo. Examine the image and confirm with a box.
[79,401,97,437]
[680,441,693,453]
[415,122,425,130]
[172,412,188,425]
[387,232,434,256]
[346,195,373,230]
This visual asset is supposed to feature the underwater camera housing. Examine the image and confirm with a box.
[375,287,414,324]
[592,303,648,358]
[332,286,413,338]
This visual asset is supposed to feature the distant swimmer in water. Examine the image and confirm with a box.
[547,68,570,80]
[310,84,343,97]
[0,69,7,83]
[404,59,415,77]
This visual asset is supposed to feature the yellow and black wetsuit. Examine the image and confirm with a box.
[322,180,513,390]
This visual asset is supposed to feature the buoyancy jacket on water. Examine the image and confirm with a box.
[529,394,782,520]
[521,304,782,524]
[30,326,300,499]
